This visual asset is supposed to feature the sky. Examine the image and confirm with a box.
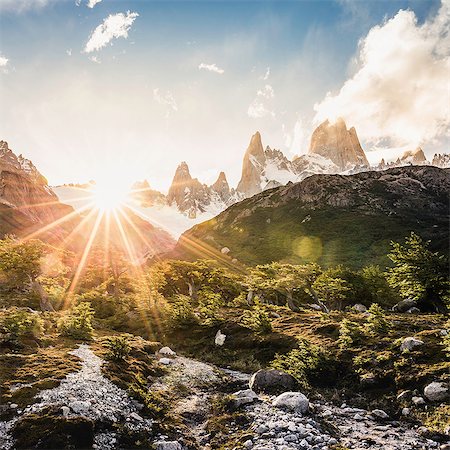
[0,0,448,191]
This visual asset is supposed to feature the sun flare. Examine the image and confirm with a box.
[91,181,130,211]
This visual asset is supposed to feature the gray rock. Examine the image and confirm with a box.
[412,396,426,406]
[272,392,309,414]
[61,406,70,417]
[400,337,424,352]
[249,369,298,394]
[353,303,367,313]
[424,381,449,402]
[158,346,176,356]
[159,357,172,365]
[371,409,389,420]
[130,412,143,421]
[406,307,421,314]
[392,298,417,313]
[154,441,182,450]
[231,389,259,408]
[402,407,410,416]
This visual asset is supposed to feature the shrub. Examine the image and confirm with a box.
[167,294,198,328]
[271,340,332,389]
[365,303,390,335]
[197,289,224,326]
[104,335,131,361]
[0,308,43,343]
[338,318,364,349]
[58,302,95,340]
[241,301,272,334]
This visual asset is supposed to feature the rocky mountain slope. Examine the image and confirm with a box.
[0,140,74,240]
[174,166,450,268]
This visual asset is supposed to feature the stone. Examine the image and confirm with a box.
[130,412,143,422]
[392,298,417,313]
[272,392,309,414]
[154,441,182,450]
[159,358,172,365]
[69,400,91,414]
[406,307,421,314]
[158,346,176,356]
[249,369,298,394]
[61,406,70,417]
[371,409,389,420]
[214,330,226,346]
[352,303,367,313]
[221,247,230,255]
[402,407,410,416]
[424,382,449,402]
[412,396,426,406]
[400,337,424,352]
[243,439,253,448]
[231,389,259,408]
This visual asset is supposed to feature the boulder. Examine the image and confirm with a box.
[392,298,417,313]
[231,389,259,408]
[424,382,449,402]
[352,304,367,313]
[400,337,424,352]
[249,369,298,394]
[412,396,426,406]
[154,441,182,450]
[214,330,226,346]
[272,392,309,414]
[159,358,172,365]
[371,409,389,420]
[158,346,176,356]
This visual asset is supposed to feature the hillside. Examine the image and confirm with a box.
[174,166,450,268]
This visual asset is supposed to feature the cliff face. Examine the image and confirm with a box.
[308,118,369,170]
[0,141,73,238]
[236,131,266,197]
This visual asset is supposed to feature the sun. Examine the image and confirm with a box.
[91,180,130,211]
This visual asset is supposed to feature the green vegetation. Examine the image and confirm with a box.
[103,334,131,361]
[241,301,272,334]
[365,303,391,335]
[58,302,95,340]
[0,308,43,345]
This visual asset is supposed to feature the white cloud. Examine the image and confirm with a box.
[84,11,139,53]
[153,88,178,117]
[66,49,72,56]
[0,55,9,67]
[76,0,102,7]
[0,0,52,12]
[260,67,270,80]
[87,0,102,7]
[198,63,224,74]
[314,0,450,148]
[248,84,275,118]
[88,55,101,64]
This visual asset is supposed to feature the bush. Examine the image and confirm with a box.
[197,289,224,326]
[104,335,131,361]
[442,320,450,356]
[241,301,272,334]
[0,308,43,343]
[338,318,364,349]
[58,302,95,340]
[271,340,332,389]
[365,303,390,335]
[167,294,198,328]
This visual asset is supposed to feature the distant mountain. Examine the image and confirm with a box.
[0,140,74,240]
[173,166,450,268]
[0,141,175,259]
[132,120,449,224]
[308,118,369,170]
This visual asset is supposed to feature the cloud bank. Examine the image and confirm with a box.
[248,84,275,118]
[198,63,224,74]
[153,88,178,117]
[314,0,450,148]
[84,11,139,53]
[0,55,9,67]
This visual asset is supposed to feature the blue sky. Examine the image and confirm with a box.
[0,0,447,190]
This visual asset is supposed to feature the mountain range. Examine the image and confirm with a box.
[130,119,450,221]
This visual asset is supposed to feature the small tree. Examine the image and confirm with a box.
[313,274,350,310]
[241,300,272,334]
[58,302,95,340]
[338,319,363,349]
[104,335,131,361]
[387,233,449,312]
[365,303,390,335]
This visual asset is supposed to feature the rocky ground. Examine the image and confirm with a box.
[2,342,447,450]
